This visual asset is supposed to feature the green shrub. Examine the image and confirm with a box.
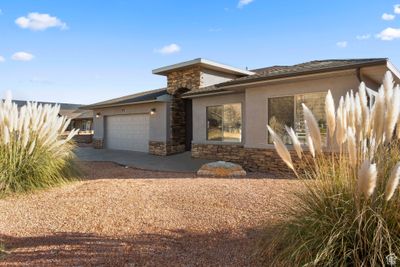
[261,72,400,266]
[0,93,80,195]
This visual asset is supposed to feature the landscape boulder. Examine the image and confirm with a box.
[197,161,246,177]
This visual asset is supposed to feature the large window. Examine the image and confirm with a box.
[268,92,327,144]
[207,103,242,142]
[268,96,294,144]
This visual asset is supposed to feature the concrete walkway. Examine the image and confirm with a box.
[75,147,212,172]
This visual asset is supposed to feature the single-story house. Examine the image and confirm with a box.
[83,58,400,172]
[12,100,94,142]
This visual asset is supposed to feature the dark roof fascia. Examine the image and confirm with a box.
[81,89,168,110]
[182,89,236,98]
[82,99,167,110]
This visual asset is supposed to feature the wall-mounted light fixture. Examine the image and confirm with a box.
[95,112,101,118]
[150,108,156,115]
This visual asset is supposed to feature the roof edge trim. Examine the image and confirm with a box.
[217,58,388,88]
[152,58,254,76]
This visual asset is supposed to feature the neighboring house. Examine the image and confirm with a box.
[83,58,400,172]
[12,100,94,140]
[64,109,94,133]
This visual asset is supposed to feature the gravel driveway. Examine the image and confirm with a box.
[0,162,298,266]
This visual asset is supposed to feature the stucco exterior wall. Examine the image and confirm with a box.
[244,71,360,148]
[190,71,365,171]
[192,93,245,144]
[92,101,169,143]
[191,71,363,149]
[200,69,238,87]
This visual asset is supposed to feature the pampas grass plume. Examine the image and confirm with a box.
[358,82,368,107]
[371,88,385,144]
[336,97,347,145]
[325,90,336,139]
[285,126,302,159]
[347,127,357,168]
[306,129,315,158]
[385,84,400,143]
[302,103,322,153]
[267,125,295,171]
[358,160,377,199]
[354,93,363,140]
[385,162,400,201]
[383,71,394,105]
[3,126,10,145]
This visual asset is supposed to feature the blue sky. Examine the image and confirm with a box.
[0,0,400,104]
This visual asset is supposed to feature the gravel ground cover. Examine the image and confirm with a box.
[0,162,298,266]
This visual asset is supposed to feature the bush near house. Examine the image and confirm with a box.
[0,94,80,196]
[259,72,400,266]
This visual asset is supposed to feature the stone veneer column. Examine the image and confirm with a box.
[149,141,170,156]
[164,66,201,154]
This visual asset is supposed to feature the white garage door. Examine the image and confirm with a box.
[105,114,149,152]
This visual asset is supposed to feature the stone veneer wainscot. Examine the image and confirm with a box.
[191,143,302,174]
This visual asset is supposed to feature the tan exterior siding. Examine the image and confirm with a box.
[200,69,237,87]
[93,101,169,143]
[191,71,362,149]
[244,71,360,148]
[192,93,245,144]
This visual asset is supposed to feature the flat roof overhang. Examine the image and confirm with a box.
[152,58,255,76]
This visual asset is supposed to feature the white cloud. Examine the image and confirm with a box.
[11,52,34,61]
[356,34,371,40]
[237,0,254,8]
[0,56,5,62]
[155,43,181,55]
[15,12,67,31]
[395,4,400,14]
[382,13,396,21]
[376,27,400,40]
[336,41,348,48]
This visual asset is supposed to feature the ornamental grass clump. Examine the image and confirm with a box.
[0,93,80,195]
[260,71,400,266]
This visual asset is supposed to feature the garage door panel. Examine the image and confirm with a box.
[105,114,149,152]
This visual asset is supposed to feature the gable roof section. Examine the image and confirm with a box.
[82,88,168,109]
[183,58,388,97]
